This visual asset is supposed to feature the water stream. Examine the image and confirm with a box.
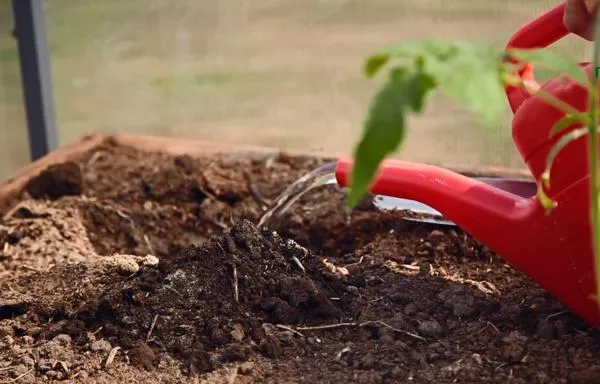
[256,161,451,228]
[257,162,338,228]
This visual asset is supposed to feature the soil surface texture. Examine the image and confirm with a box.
[1,138,600,383]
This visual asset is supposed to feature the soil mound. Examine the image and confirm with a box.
[81,220,343,373]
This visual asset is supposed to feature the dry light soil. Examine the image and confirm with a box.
[1,138,600,383]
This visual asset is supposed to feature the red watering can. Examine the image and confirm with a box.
[335,2,600,326]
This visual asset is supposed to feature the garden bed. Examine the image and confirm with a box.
[0,134,598,384]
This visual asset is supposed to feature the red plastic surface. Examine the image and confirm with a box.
[334,1,600,326]
[504,3,570,114]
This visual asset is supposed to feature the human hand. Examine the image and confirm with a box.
[564,0,600,40]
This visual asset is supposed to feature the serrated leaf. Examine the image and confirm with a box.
[550,113,589,137]
[364,54,390,78]
[543,127,589,189]
[367,40,508,127]
[431,49,507,127]
[507,49,591,89]
[389,67,436,112]
[440,68,506,127]
[347,68,436,208]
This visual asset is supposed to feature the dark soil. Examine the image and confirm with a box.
[1,138,600,383]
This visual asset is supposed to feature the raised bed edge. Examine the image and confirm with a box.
[0,132,532,207]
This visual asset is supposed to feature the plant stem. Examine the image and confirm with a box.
[590,15,600,309]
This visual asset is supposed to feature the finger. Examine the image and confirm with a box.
[585,0,599,13]
[565,0,596,40]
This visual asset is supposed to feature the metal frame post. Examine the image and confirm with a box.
[11,0,57,160]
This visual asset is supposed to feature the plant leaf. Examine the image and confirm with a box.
[431,43,508,127]
[541,127,589,188]
[367,40,509,127]
[435,61,506,127]
[347,67,436,208]
[549,113,589,137]
[390,65,437,112]
[371,39,458,63]
[364,54,390,78]
[507,49,591,89]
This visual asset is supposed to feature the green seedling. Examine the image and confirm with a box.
[347,19,600,310]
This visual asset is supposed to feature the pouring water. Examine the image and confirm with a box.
[257,162,338,228]
[256,161,453,228]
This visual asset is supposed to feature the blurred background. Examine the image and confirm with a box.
[0,0,593,181]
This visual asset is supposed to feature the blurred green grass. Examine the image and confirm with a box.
[0,0,594,181]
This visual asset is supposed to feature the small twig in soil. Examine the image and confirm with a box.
[215,241,227,256]
[69,371,82,380]
[293,321,426,341]
[229,209,235,226]
[295,322,358,331]
[486,321,500,334]
[400,264,420,271]
[58,361,69,373]
[3,368,33,383]
[437,272,500,295]
[115,209,130,220]
[275,324,305,338]
[334,347,351,361]
[471,353,483,365]
[20,265,41,272]
[374,321,426,341]
[103,347,121,369]
[475,320,500,335]
[143,234,155,255]
[146,314,159,342]
[545,311,566,321]
[233,265,239,303]
[292,256,306,273]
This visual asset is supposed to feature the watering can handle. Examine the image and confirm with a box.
[505,2,570,113]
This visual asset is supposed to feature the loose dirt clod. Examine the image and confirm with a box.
[24,162,83,200]
[1,141,600,383]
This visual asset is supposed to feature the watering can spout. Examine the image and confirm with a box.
[335,157,532,255]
